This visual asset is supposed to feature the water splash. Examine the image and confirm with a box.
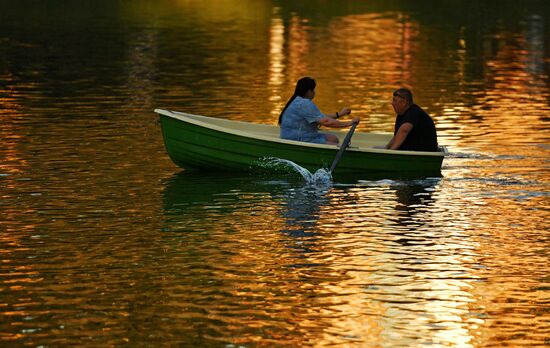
[255,157,332,186]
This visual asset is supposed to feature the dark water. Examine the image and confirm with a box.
[1,0,549,346]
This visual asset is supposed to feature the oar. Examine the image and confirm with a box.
[329,121,359,174]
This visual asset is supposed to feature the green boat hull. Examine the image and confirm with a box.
[157,110,445,178]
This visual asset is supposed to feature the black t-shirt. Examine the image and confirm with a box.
[394,104,438,152]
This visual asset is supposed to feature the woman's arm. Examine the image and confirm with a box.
[328,107,352,119]
[319,116,360,128]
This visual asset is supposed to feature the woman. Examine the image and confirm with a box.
[278,77,359,145]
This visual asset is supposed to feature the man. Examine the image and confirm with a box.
[385,88,438,152]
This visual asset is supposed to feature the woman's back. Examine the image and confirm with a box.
[280,96,325,143]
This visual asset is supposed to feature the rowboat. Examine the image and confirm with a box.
[155,109,445,177]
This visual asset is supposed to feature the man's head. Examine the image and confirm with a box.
[391,88,413,115]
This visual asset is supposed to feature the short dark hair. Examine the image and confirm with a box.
[393,88,413,104]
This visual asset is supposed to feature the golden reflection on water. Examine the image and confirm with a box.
[286,15,311,86]
[432,176,549,346]
[325,13,417,120]
[268,10,313,120]
[436,17,548,154]
[268,7,285,119]
[469,34,548,150]
[315,185,479,347]
[0,82,27,179]
[168,181,506,347]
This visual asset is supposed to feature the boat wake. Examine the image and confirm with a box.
[255,157,332,186]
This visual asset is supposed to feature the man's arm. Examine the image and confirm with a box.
[386,122,413,150]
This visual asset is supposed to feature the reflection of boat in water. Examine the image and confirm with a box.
[394,178,441,208]
[390,178,442,246]
[162,171,324,212]
[155,109,445,177]
[163,171,331,255]
[164,171,327,224]
[162,172,278,213]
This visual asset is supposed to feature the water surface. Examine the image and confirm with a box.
[0,0,549,346]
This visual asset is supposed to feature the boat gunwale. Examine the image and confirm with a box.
[154,109,445,158]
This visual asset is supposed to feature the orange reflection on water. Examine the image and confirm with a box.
[438,21,549,154]
[264,10,423,131]
[267,11,312,121]
[0,76,27,179]
[163,189,389,346]
[268,7,285,119]
[286,15,310,85]
[431,174,549,347]
[324,186,480,347]
[308,12,420,131]
[0,76,37,293]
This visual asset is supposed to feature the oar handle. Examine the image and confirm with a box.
[341,121,358,147]
[329,121,358,174]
